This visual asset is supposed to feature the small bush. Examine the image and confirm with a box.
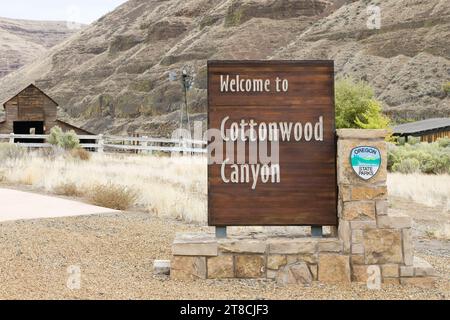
[437,137,450,148]
[335,77,390,129]
[392,158,420,174]
[70,148,91,161]
[54,182,80,197]
[388,140,450,174]
[442,82,450,95]
[47,127,80,150]
[0,143,27,161]
[88,183,138,210]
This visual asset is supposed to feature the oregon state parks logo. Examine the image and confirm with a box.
[350,146,381,180]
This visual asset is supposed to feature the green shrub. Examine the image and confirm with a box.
[442,82,450,95]
[47,127,80,150]
[0,143,26,161]
[388,140,450,174]
[437,137,450,148]
[335,77,390,129]
[392,158,420,174]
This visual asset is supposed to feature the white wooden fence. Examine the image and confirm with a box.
[0,133,207,154]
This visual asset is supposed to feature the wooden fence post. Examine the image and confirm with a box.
[97,134,104,153]
[9,133,14,144]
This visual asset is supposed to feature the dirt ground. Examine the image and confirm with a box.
[0,198,448,300]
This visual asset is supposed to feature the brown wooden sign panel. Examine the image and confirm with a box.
[208,60,337,226]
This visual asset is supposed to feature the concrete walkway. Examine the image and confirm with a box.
[0,188,117,222]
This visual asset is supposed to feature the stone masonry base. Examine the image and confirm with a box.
[171,129,439,288]
[171,232,437,287]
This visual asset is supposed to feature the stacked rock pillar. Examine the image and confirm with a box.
[337,129,436,287]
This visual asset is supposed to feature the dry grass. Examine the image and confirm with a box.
[0,151,207,223]
[53,182,79,197]
[388,173,450,210]
[88,183,138,210]
[69,148,91,161]
[1,149,449,225]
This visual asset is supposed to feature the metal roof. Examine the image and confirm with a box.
[393,118,450,135]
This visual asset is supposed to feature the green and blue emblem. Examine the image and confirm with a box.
[350,146,381,180]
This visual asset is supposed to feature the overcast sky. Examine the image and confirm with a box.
[0,0,129,24]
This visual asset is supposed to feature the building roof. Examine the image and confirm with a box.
[56,119,95,135]
[393,118,450,135]
[2,83,59,107]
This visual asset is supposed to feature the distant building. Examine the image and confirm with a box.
[0,84,94,142]
[392,118,450,143]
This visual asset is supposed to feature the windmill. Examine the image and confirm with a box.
[168,65,196,133]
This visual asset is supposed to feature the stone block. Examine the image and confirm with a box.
[318,238,343,252]
[277,262,313,286]
[235,255,265,278]
[339,185,352,202]
[318,254,351,284]
[219,239,267,254]
[342,201,376,221]
[413,257,436,276]
[207,256,234,279]
[400,277,437,288]
[375,200,388,216]
[402,229,414,266]
[352,265,369,282]
[350,186,387,201]
[351,230,363,244]
[377,215,412,229]
[350,220,376,230]
[381,264,399,278]
[336,129,389,140]
[338,220,351,254]
[351,243,364,255]
[153,260,171,275]
[297,253,318,264]
[351,255,365,265]
[309,264,318,280]
[173,233,218,256]
[266,269,278,279]
[383,278,400,285]
[364,229,403,264]
[171,256,207,280]
[268,238,317,255]
[400,266,414,277]
[267,255,287,270]
[337,139,387,185]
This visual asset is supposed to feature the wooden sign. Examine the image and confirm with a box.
[208,61,337,226]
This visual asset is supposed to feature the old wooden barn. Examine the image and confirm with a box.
[393,118,450,143]
[0,84,93,142]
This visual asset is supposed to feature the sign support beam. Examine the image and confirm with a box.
[215,227,227,239]
[311,226,323,238]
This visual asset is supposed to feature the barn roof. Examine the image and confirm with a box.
[393,118,450,135]
[2,83,59,107]
[56,119,95,135]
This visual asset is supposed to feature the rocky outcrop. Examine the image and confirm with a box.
[0,17,82,78]
[0,0,448,135]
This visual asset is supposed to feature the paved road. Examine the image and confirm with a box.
[0,188,117,222]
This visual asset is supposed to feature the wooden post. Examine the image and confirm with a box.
[97,134,104,153]
[9,133,14,144]
[182,139,190,156]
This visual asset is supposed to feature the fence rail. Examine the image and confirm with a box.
[0,133,207,154]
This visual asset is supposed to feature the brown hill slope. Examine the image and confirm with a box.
[0,17,83,78]
[0,0,448,136]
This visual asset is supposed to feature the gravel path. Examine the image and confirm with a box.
[0,211,448,300]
